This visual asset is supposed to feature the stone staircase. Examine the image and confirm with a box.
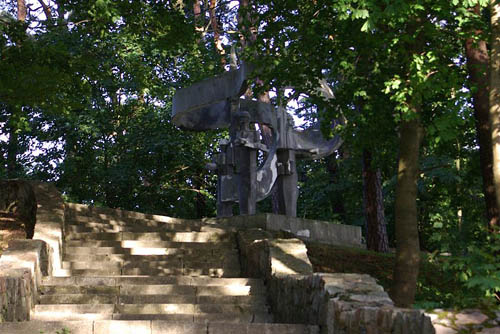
[5,203,318,333]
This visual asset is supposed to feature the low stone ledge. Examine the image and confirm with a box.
[206,213,363,248]
[0,182,64,322]
[31,181,66,274]
[0,239,49,322]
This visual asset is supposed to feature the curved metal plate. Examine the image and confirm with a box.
[291,126,343,160]
[220,131,280,203]
[172,64,251,130]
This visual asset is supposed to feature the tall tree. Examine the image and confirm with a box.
[465,4,499,230]
[363,150,389,252]
[5,0,27,178]
[490,0,500,226]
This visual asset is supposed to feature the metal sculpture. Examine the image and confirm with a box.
[172,63,342,217]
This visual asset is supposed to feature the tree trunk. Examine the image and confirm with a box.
[466,5,499,230]
[17,0,27,21]
[490,1,500,231]
[362,150,389,253]
[326,154,346,220]
[193,0,203,31]
[209,0,226,66]
[6,0,27,178]
[392,117,423,308]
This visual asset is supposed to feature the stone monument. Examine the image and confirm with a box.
[172,63,341,217]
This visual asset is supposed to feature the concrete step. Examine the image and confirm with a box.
[63,249,239,262]
[65,203,200,225]
[61,256,239,269]
[34,303,267,315]
[0,321,317,334]
[65,240,236,250]
[65,239,236,249]
[116,303,268,314]
[121,267,240,277]
[65,231,234,242]
[39,294,267,305]
[0,320,319,334]
[40,285,120,295]
[41,276,264,287]
[53,262,241,277]
[66,223,200,233]
[40,283,265,297]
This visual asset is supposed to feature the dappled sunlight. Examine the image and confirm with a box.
[271,258,300,275]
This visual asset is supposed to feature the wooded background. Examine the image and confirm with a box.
[1,0,499,309]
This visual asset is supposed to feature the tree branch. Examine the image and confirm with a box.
[37,0,52,19]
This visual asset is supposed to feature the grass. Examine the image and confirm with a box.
[305,241,499,311]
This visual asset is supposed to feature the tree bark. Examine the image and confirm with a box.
[465,5,499,230]
[392,117,423,308]
[362,150,389,253]
[209,0,226,66]
[193,0,203,31]
[490,0,500,231]
[326,154,346,220]
[17,0,27,21]
[6,0,27,178]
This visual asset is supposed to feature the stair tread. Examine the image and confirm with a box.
[35,303,268,314]
[65,231,233,242]
[0,320,318,334]
[41,284,264,295]
[42,276,264,286]
[39,294,266,304]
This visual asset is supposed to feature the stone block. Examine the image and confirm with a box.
[116,303,195,314]
[95,320,152,334]
[0,320,93,334]
[269,239,313,276]
[208,322,248,334]
[153,321,207,334]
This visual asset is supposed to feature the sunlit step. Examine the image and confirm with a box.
[65,231,234,242]
[63,250,238,262]
[34,303,268,315]
[42,276,264,286]
[40,283,265,297]
[61,257,239,270]
[39,294,267,305]
[0,320,319,334]
[66,239,236,248]
[52,267,240,277]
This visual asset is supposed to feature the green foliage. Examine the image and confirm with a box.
[39,328,71,334]
[416,231,500,310]
[0,0,498,310]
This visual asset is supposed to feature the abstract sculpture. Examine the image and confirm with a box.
[172,63,342,217]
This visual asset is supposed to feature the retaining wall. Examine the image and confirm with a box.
[237,228,435,334]
[204,213,363,248]
[0,182,65,322]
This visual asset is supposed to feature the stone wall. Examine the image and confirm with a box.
[205,213,363,248]
[237,228,435,334]
[0,182,65,322]
[0,240,49,321]
[31,181,66,274]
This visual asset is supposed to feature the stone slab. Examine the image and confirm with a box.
[205,214,362,247]
[0,320,92,334]
[152,321,207,334]
[95,320,152,334]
